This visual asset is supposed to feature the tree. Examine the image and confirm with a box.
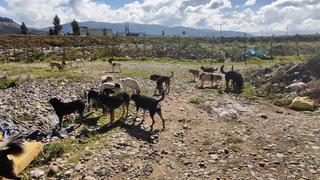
[182,30,186,36]
[162,30,165,36]
[71,19,80,35]
[20,22,28,34]
[52,15,62,35]
[103,28,107,36]
[48,28,54,35]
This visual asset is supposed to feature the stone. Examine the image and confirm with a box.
[289,96,315,111]
[30,169,45,179]
[48,165,59,177]
[84,175,96,180]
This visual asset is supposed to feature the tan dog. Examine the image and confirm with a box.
[199,73,222,88]
[49,61,65,71]
[108,59,121,73]
[101,75,114,84]
[189,69,200,81]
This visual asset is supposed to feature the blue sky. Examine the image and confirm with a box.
[0,0,319,33]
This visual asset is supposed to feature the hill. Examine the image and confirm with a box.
[61,21,249,37]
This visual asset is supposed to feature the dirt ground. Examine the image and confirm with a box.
[1,60,319,179]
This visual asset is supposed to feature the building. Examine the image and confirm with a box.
[79,26,112,36]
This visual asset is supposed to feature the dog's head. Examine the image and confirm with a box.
[150,74,160,81]
[49,97,61,106]
[130,93,138,101]
[103,88,115,95]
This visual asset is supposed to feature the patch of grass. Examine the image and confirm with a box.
[0,77,19,89]
[202,139,212,146]
[225,137,244,145]
[121,69,150,80]
[242,83,257,97]
[32,139,75,166]
[190,96,205,105]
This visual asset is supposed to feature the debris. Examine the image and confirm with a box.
[289,96,315,111]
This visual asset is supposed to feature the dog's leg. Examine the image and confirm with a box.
[132,107,139,125]
[167,81,170,94]
[156,108,165,131]
[121,104,125,119]
[149,110,156,131]
[125,102,129,118]
[110,110,114,124]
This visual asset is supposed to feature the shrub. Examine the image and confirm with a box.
[0,77,18,89]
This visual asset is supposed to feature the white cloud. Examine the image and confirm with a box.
[245,0,256,6]
[0,0,319,34]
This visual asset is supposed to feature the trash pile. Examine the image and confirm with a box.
[246,54,320,109]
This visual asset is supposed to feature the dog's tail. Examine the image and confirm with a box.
[220,65,226,74]
[169,72,174,78]
[157,92,165,102]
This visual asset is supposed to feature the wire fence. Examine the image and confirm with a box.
[0,34,319,64]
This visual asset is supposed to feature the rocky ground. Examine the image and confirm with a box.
[0,61,319,179]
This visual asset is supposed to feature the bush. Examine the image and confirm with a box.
[305,53,320,78]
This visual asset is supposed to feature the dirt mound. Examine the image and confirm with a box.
[246,55,320,104]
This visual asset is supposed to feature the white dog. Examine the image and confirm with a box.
[100,82,122,95]
[119,77,141,94]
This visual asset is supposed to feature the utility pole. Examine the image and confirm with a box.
[296,33,300,58]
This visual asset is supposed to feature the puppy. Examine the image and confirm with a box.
[101,75,114,84]
[120,77,141,94]
[49,98,85,130]
[150,72,174,95]
[131,92,165,131]
[100,82,122,95]
[200,66,218,73]
[99,89,130,124]
[0,138,24,180]
[49,61,65,71]
[199,73,222,88]
[189,69,200,81]
[108,59,121,73]
[220,65,244,90]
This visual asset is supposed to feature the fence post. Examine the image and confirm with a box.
[244,33,247,65]
[270,34,274,60]
[211,35,215,64]
[296,34,300,58]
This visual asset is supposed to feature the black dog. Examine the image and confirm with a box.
[86,89,104,112]
[0,138,24,180]
[49,98,85,130]
[220,65,244,90]
[200,66,218,73]
[150,72,174,95]
[99,88,130,124]
[131,92,165,131]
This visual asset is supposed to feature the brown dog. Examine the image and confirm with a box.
[49,61,65,71]
[189,69,200,81]
[199,73,222,88]
[101,75,114,84]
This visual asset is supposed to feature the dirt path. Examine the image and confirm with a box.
[55,89,319,179]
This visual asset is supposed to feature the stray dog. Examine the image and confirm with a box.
[120,77,141,94]
[0,137,24,180]
[100,82,122,95]
[49,98,85,130]
[150,72,174,95]
[49,61,65,71]
[108,58,121,73]
[189,69,200,81]
[131,92,165,131]
[199,73,222,88]
[101,75,114,84]
[99,89,130,124]
[200,66,218,73]
[220,65,244,90]
[86,89,104,112]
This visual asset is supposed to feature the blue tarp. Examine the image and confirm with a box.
[246,50,267,58]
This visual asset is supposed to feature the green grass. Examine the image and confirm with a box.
[0,77,18,89]
[189,96,205,105]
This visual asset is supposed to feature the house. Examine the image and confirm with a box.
[79,26,112,36]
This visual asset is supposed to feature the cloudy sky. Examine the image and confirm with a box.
[0,0,319,33]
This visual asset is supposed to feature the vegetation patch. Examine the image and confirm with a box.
[0,77,19,89]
